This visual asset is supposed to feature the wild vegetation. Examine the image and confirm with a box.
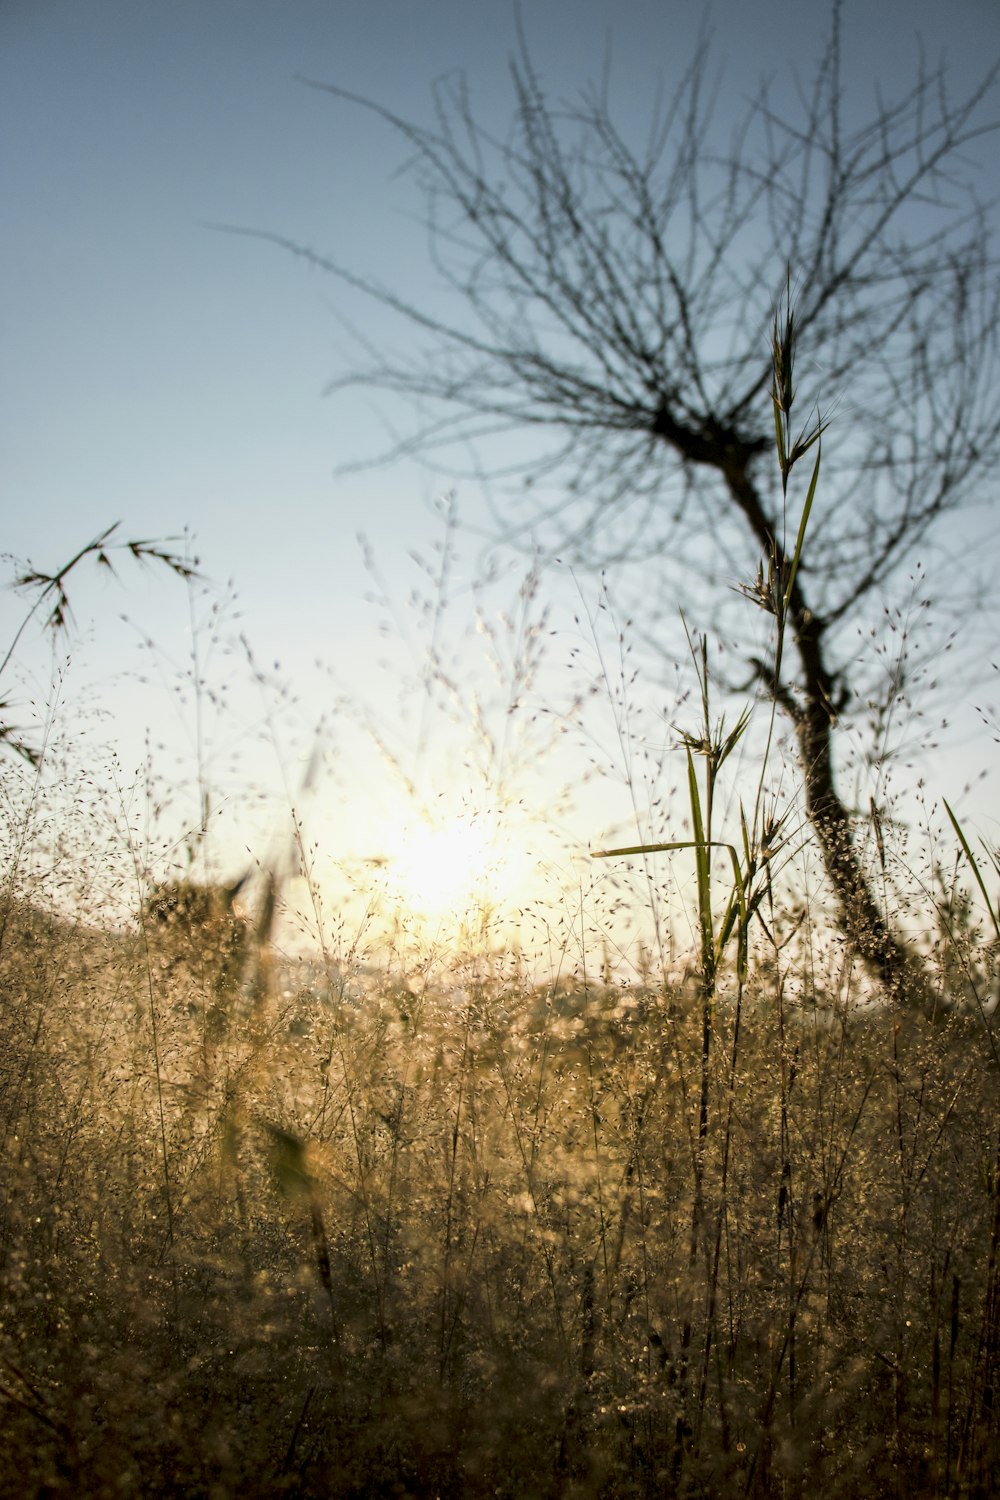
[2,300,998,1499]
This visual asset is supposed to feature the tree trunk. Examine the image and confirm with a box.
[721,454,933,1008]
[646,423,931,1007]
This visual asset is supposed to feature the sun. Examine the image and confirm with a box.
[378,806,526,930]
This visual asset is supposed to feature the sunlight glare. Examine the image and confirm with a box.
[380,807,524,930]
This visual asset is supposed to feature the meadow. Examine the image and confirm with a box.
[1,316,998,1499]
[1,848,997,1499]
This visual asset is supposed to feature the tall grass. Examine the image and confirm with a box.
[0,308,998,1498]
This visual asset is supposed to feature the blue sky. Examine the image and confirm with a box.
[3,0,999,960]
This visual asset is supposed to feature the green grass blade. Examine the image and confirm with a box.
[944,799,1000,941]
[687,748,714,967]
[783,441,821,614]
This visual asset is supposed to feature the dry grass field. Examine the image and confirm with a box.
[0,871,997,1497]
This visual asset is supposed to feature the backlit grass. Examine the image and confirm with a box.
[1,310,997,1499]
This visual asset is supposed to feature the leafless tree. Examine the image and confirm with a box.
[235,7,1000,1000]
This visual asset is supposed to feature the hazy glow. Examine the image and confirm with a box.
[378,807,528,933]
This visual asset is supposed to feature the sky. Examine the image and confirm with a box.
[3,0,1000,970]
